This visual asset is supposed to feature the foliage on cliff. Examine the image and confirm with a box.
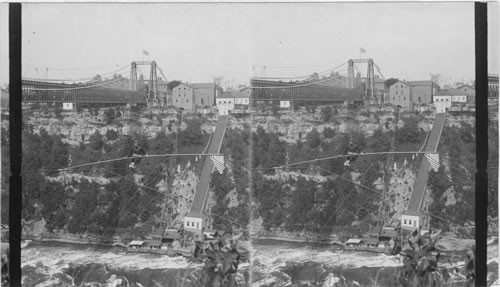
[18,119,207,237]
[427,121,476,234]
[210,128,251,232]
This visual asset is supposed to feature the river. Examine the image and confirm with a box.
[20,239,499,286]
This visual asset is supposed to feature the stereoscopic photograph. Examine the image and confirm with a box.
[0,2,498,286]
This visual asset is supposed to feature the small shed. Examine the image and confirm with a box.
[344,238,363,247]
[145,239,162,249]
[364,238,379,248]
[128,240,145,248]
[379,229,398,242]
[150,230,163,240]
[162,229,182,243]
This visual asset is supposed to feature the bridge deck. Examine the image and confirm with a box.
[22,79,146,104]
[189,115,229,216]
[250,78,364,102]
[406,113,446,212]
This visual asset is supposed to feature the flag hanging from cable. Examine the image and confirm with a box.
[425,153,440,172]
[210,155,225,174]
[143,49,149,56]
[360,47,366,54]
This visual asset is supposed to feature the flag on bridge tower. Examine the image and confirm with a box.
[143,49,149,56]
[425,153,440,172]
[360,47,366,54]
[210,155,225,174]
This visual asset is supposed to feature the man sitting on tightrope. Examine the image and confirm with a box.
[128,140,147,172]
[344,140,361,168]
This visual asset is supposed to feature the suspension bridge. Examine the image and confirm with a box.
[21,61,168,105]
[250,58,385,104]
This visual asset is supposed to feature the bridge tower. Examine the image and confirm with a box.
[149,61,158,101]
[366,58,375,101]
[129,61,159,102]
[130,62,138,91]
[346,58,376,102]
[346,59,355,89]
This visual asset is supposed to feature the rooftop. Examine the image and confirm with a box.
[435,88,467,96]
[191,83,216,89]
[218,90,249,98]
[364,238,379,245]
[456,84,475,90]
[145,239,162,247]
[345,238,363,244]
[407,80,434,86]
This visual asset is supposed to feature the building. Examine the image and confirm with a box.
[433,88,467,113]
[172,82,216,113]
[216,92,235,115]
[388,81,413,109]
[1,89,9,110]
[216,90,250,115]
[183,212,205,234]
[234,91,250,106]
[280,101,291,108]
[172,83,194,111]
[489,73,499,98]
[374,77,388,104]
[374,77,386,91]
[407,81,436,105]
[240,87,252,99]
[62,103,74,110]
[456,84,476,104]
[387,80,437,109]
[401,210,424,230]
[449,89,467,104]
[157,78,169,107]
[433,90,452,113]
[191,83,216,108]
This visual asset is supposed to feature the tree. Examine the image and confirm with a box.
[286,177,317,231]
[105,129,118,141]
[397,116,423,144]
[179,120,203,146]
[306,128,321,149]
[272,101,280,117]
[89,130,104,151]
[323,127,335,139]
[320,106,333,122]
[104,108,116,125]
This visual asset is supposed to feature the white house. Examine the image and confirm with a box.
[234,94,250,105]
[280,101,291,108]
[183,212,204,234]
[401,211,422,230]
[216,90,250,115]
[433,90,452,113]
[62,103,75,110]
[449,88,468,103]
[216,92,235,115]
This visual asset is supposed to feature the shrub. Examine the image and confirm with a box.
[105,129,118,141]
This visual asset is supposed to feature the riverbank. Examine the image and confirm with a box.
[22,235,124,248]
[252,232,477,252]
[21,231,479,253]
[252,234,343,246]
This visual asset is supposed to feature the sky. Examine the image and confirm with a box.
[0,2,499,89]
